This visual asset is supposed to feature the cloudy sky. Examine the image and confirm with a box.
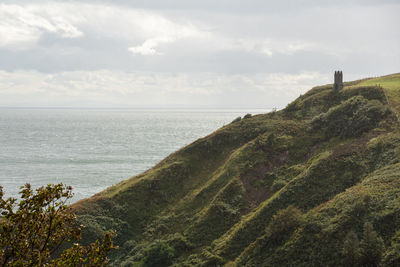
[0,0,399,108]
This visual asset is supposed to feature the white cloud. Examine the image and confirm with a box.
[0,2,208,55]
[129,38,171,56]
[0,2,314,57]
[50,16,83,38]
[0,3,83,49]
[0,69,334,108]
[217,36,318,56]
[126,14,207,56]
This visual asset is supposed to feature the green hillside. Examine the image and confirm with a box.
[73,73,400,266]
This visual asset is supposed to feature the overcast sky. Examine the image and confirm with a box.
[0,0,399,108]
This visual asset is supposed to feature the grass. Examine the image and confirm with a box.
[73,72,400,266]
[357,73,400,115]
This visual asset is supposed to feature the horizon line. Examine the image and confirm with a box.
[0,106,274,110]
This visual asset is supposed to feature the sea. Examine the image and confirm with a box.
[0,108,268,202]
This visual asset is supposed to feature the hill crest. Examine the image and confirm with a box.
[74,73,400,266]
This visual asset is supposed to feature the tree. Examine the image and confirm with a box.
[342,231,361,267]
[0,183,116,266]
[359,222,385,267]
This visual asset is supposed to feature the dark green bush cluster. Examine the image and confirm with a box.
[284,85,387,120]
[285,89,340,119]
[232,116,241,123]
[166,233,193,255]
[342,222,385,267]
[118,234,191,266]
[267,164,304,194]
[270,179,286,193]
[140,240,175,267]
[243,113,252,119]
[382,231,400,266]
[266,205,303,242]
[340,86,386,103]
[311,96,391,138]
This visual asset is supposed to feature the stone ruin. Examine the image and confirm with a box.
[334,71,343,91]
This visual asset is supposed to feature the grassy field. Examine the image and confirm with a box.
[358,73,400,114]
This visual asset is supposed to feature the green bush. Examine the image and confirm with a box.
[311,96,391,138]
[232,116,241,123]
[340,86,386,103]
[200,249,225,266]
[359,222,385,267]
[271,179,286,193]
[382,231,400,267]
[243,113,252,119]
[141,240,175,267]
[121,258,140,267]
[166,233,192,254]
[266,205,303,242]
[342,231,361,266]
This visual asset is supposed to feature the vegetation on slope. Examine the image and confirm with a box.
[73,73,400,266]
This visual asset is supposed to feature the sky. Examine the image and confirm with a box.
[0,0,399,109]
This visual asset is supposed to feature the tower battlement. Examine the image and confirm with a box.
[334,71,343,91]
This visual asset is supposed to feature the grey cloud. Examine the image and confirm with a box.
[29,0,400,13]
[0,0,399,108]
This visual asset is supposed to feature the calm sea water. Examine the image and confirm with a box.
[0,108,267,202]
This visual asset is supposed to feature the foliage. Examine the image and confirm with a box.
[243,114,252,119]
[340,86,386,103]
[165,233,192,254]
[0,183,116,266]
[231,116,241,123]
[342,231,361,266]
[382,231,400,267]
[359,222,385,267]
[54,232,115,266]
[270,179,286,193]
[140,240,175,267]
[311,95,391,138]
[266,205,303,242]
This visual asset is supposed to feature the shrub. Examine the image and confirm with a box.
[271,179,287,193]
[311,96,391,138]
[232,116,241,123]
[266,205,303,242]
[166,233,192,254]
[200,249,224,266]
[381,231,400,267]
[342,231,361,266]
[243,113,252,119]
[359,222,385,267]
[340,86,386,103]
[141,240,175,267]
[120,258,140,267]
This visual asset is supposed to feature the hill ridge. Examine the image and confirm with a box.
[74,73,400,266]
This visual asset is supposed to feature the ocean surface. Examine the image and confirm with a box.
[0,108,268,202]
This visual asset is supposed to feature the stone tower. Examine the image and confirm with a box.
[334,71,343,91]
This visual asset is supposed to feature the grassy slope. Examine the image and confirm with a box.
[73,73,400,266]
